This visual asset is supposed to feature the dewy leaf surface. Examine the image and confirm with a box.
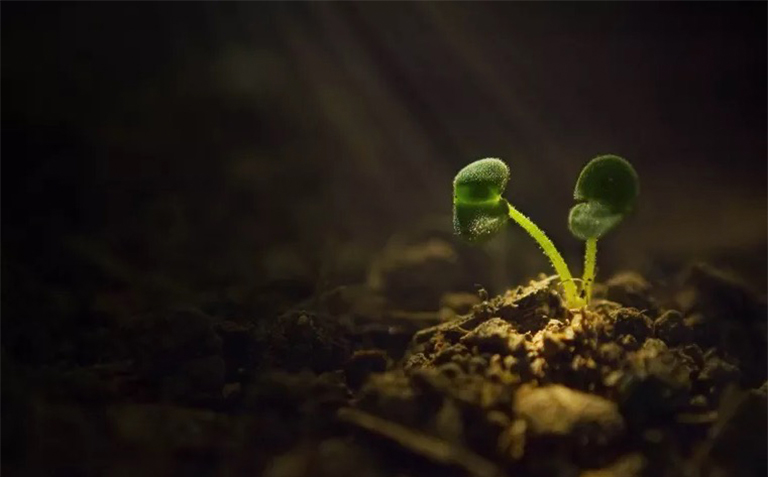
[454,158,510,204]
[453,200,509,243]
[453,158,511,242]
[568,202,623,240]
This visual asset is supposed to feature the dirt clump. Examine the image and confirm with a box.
[343,269,766,476]
[5,265,765,477]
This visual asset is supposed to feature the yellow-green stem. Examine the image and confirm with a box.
[506,202,581,307]
[582,237,597,304]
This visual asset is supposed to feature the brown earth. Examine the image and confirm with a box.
[4,240,766,477]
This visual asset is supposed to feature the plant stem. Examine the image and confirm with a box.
[582,237,597,304]
[506,202,581,307]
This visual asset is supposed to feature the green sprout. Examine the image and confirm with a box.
[568,154,639,304]
[453,155,639,309]
[453,158,581,307]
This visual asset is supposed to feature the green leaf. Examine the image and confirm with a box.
[454,158,509,204]
[568,202,623,240]
[574,154,639,214]
[569,155,639,240]
[453,158,510,242]
[453,200,509,243]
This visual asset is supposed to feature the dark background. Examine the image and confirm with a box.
[3,2,766,363]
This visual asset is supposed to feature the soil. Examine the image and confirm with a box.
[3,235,766,477]
[3,4,766,477]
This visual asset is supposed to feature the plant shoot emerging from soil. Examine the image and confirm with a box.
[453,155,639,308]
[569,155,639,304]
[453,158,581,307]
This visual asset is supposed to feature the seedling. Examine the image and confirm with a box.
[568,154,639,303]
[453,158,581,306]
[453,155,639,308]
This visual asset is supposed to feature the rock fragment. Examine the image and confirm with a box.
[604,272,657,312]
[460,318,526,356]
[609,308,652,342]
[514,384,624,446]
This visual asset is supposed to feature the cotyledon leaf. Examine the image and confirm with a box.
[453,158,510,242]
[568,201,623,241]
[569,155,639,240]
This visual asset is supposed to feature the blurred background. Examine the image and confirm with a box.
[3,2,766,361]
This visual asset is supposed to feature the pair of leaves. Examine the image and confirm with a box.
[453,155,639,242]
[568,155,639,240]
